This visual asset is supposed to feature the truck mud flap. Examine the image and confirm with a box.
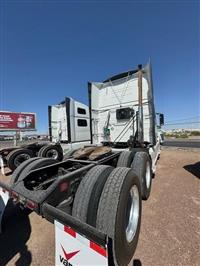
[55,220,108,266]
[42,203,114,266]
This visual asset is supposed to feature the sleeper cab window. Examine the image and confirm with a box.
[77,107,86,115]
[77,119,87,127]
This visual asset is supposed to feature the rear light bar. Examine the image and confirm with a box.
[10,191,38,210]
[25,200,38,210]
[59,181,69,192]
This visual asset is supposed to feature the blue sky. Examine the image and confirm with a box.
[0,0,199,133]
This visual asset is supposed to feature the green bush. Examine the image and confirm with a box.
[190,131,200,136]
[181,134,188,138]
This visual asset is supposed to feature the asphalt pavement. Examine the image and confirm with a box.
[163,138,200,148]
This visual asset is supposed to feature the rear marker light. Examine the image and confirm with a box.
[26,200,38,210]
[11,191,18,198]
[59,182,69,192]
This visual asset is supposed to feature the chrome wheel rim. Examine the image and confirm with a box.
[126,185,140,243]
[14,154,31,167]
[146,161,151,189]
[46,149,58,159]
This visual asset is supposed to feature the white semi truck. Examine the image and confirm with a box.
[0,62,164,266]
[48,97,91,154]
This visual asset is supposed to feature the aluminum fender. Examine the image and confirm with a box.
[149,140,161,173]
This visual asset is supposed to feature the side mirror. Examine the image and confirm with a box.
[159,114,164,126]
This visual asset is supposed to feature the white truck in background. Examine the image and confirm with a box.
[0,62,164,266]
[48,97,90,155]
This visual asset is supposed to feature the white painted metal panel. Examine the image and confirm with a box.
[51,105,68,142]
[70,101,90,142]
[50,99,90,143]
[74,101,90,118]
[74,117,90,142]
[91,75,152,144]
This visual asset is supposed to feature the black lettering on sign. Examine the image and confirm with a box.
[59,255,73,266]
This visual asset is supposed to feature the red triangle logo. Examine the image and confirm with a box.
[61,245,80,261]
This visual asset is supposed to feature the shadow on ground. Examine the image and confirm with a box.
[133,259,142,265]
[0,200,32,266]
[183,161,200,179]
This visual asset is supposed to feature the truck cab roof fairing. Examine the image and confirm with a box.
[103,69,138,83]
[102,63,150,83]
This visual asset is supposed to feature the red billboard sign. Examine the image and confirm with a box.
[0,112,36,131]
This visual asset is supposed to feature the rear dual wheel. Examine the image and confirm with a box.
[96,167,141,266]
[6,149,34,171]
[117,150,153,200]
[38,145,63,161]
[6,145,63,171]
[131,152,152,200]
[117,150,134,167]
[72,165,113,225]
[72,166,142,266]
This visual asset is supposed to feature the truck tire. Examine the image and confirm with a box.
[15,158,57,185]
[96,167,142,266]
[72,165,113,223]
[10,157,41,186]
[117,150,134,167]
[86,166,116,227]
[37,145,47,157]
[39,145,63,161]
[6,148,34,171]
[131,152,152,200]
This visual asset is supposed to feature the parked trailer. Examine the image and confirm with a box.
[0,98,91,171]
[0,62,164,266]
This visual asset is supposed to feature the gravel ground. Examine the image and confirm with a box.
[134,149,200,266]
[0,149,199,266]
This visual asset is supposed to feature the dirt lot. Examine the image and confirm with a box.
[0,149,199,266]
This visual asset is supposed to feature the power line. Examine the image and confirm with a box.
[166,116,200,123]
[165,121,200,126]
